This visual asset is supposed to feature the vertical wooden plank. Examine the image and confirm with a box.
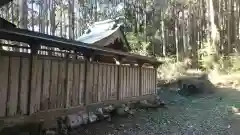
[0,56,9,117]
[110,65,115,99]
[66,62,73,108]
[84,60,93,105]
[19,58,30,115]
[124,66,127,98]
[125,66,128,98]
[147,69,150,94]
[114,65,118,99]
[133,67,135,96]
[36,59,43,112]
[79,63,85,105]
[130,67,133,97]
[31,58,43,113]
[104,65,108,100]
[130,67,134,97]
[141,68,145,95]
[135,67,137,96]
[89,63,94,104]
[50,60,59,109]
[133,67,136,97]
[123,66,126,98]
[139,66,142,96]
[78,63,83,105]
[145,68,148,95]
[132,67,136,97]
[106,65,111,100]
[145,68,147,95]
[128,67,131,97]
[8,57,20,116]
[93,63,99,103]
[152,69,155,94]
[152,68,156,93]
[121,66,124,98]
[30,57,42,114]
[102,64,107,101]
[119,66,123,99]
[89,63,94,103]
[129,66,132,97]
[41,59,51,111]
[57,61,66,108]
[149,69,152,94]
[154,69,157,94]
[136,68,139,96]
[73,63,80,106]
[147,69,149,94]
[145,69,148,94]
[98,64,103,102]
[109,65,113,99]
[91,63,95,103]
[126,66,129,97]
[128,67,132,97]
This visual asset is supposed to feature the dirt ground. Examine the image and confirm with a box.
[71,86,240,135]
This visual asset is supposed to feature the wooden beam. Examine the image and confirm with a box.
[0,28,160,64]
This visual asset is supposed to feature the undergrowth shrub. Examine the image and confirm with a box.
[199,41,240,74]
[157,57,188,82]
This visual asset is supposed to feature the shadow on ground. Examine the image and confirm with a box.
[71,79,240,135]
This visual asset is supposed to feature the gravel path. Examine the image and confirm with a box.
[73,88,240,135]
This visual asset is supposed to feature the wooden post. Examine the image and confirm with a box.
[83,56,91,106]
[64,53,69,108]
[27,44,38,115]
[116,56,123,100]
[138,61,144,96]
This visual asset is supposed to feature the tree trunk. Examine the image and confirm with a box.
[19,0,28,29]
[175,16,179,61]
[182,8,187,58]
[161,9,166,56]
[50,0,56,36]
[227,0,232,54]
[68,0,74,40]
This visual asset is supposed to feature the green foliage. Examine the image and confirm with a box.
[198,42,218,71]
[199,41,240,74]
[157,56,188,81]
[216,56,240,74]
[126,32,150,56]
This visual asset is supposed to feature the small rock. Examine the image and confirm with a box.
[107,116,112,122]
[231,106,240,113]
[88,112,98,123]
[135,124,141,129]
[45,130,56,135]
[128,109,135,115]
[81,113,89,125]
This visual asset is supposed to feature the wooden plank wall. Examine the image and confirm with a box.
[0,55,30,117]
[141,67,156,95]
[0,54,157,117]
[119,65,140,99]
[87,63,118,103]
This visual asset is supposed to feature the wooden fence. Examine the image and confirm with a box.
[0,50,157,117]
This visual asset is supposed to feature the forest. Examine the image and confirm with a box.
[1,0,240,75]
